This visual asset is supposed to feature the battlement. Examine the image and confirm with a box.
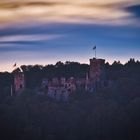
[90,58,105,68]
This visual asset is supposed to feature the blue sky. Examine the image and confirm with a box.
[0,0,140,72]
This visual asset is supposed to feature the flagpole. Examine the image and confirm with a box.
[95,48,96,58]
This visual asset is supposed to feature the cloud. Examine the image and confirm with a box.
[0,33,65,52]
[125,4,140,19]
[0,0,140,26]
[0,34,63,42]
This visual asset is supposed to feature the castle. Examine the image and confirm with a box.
[13,57,107,100]
[13,68,25,94]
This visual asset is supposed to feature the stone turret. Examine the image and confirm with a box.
[89,58,106,90]
[13,68,25,94]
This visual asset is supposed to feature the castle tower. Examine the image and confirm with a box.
[89,58,105,90]
[13,68,25,94]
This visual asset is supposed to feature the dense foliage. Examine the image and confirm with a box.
[21,61,89,88]
[0,59,140,140]
[0,90,140,140]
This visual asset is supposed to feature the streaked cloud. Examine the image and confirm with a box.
[0,34,63,42]
[0,0,140,26]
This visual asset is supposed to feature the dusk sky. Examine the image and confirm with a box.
[0,0,140,72]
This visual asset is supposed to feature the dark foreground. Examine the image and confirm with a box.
[0,89,140,140]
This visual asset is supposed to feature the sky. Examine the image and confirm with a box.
[0,0,140,72]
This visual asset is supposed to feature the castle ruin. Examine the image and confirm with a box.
[87,57,106,91]
[13,68,25,94]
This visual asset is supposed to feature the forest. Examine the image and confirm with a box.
[0,58,140,140]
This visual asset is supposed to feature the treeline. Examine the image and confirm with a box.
[0,58,140,97]
[21,61,89,88]
[0,61,89,98]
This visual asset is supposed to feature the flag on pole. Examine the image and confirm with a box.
[93,46,96,50]
[93,45,97,58]
[13,63,16,67]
